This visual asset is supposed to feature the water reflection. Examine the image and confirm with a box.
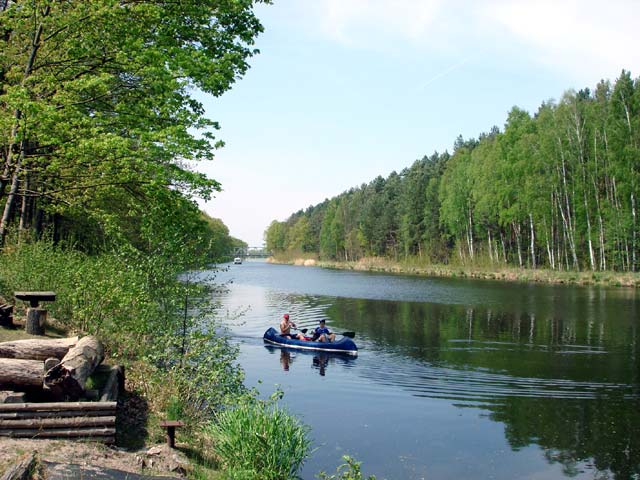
[265,345,357,377]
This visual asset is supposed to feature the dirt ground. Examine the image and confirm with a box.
[0,439,189,478]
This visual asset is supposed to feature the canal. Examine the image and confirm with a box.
[204,260,640,479]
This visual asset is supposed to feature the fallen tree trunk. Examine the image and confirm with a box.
[0,336,78,361]
[43,336,104,400]
[0,359,43,389]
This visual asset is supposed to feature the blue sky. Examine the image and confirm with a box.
[195,0,640,246]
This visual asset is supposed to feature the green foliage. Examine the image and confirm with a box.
[317,456,377,480]
[203,397,312,480]
[0,0,266,249]
[265,70,640,272]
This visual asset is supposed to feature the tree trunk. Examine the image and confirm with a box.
[632,193,637,272]
[0,336,79,361]
[529,213,536,269]
[513,221,523,268]
[0,359,44,389]
[43,336,104,400]
[0,6,50,246]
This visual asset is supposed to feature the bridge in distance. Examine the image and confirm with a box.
[231,246,272,259]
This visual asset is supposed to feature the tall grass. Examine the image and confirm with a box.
[203,400,312,480]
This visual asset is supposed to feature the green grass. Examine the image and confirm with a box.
[203,401,312,480]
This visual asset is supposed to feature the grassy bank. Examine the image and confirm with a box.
[271,256,640,288]
[0,240,313,479]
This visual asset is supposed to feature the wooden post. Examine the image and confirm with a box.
[25,308,46,336]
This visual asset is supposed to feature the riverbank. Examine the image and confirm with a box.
[268,256,640,288]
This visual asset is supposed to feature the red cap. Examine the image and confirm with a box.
[283,313,289,320]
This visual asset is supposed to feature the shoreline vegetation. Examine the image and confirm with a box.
[268,256,640,288]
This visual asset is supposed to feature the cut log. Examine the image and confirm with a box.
[100,365,124,402]
[0,391,26,404]
[0,451,38,480]
[0,336,78,361]
[0,401,116,412]
[0,426,115,438]
[44,358,59,371]
[0,409,115,419]
[0,415,115,429]
[0,359,43,389]
[43,336,104,400]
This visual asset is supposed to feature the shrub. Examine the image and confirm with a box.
[204,399,311,480]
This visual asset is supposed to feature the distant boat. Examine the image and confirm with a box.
[233,257,242,264]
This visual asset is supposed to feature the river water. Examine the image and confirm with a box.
[204,260,640,479]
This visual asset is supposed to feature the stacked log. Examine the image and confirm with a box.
[0,401,116,443]
[0,335,121,443]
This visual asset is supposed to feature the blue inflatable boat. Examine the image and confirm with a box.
[263,327,358,356]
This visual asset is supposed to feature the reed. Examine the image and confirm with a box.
[203,400,311,480]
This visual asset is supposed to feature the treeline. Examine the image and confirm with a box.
[266,70,640,272]
[1,0,253,261]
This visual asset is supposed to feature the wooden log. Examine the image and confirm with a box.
[0,336,78,361]
[0,304,13,329]
[0,391,25,404]
[0,409,115,420]
[0,359,43,389]
[0,452,38,480]
[0,426,115,438]
[25,308,46,335]
[99,366,123,402]
[0,415,115,429]
[0,401,116,412]
[44,358,59,371]
[44,336,104,400]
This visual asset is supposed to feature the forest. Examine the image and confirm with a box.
[265,71,640,272]
[0,0,249,260]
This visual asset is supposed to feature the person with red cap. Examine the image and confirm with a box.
[280,313,305,340]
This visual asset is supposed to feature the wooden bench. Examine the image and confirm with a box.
[14,292,56,308]
[14,292,56,336]
[159,420,185,448]
[0,303,13,328]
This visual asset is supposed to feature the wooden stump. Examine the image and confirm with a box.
[44,336,104,400]
[0,336,78,361]
[0,359,44,389]
[25,308,46,336]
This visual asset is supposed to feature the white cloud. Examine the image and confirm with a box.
[299,0,640,80]
[482,0,640,81]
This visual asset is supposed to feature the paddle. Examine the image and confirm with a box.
[296,327,356,339]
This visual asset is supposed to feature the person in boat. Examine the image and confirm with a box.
[280,313,305,340]
[312,319,336,343]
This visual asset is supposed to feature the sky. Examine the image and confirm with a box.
[195,0,640,247]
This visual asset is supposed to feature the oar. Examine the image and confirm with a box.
[297,327,356,339]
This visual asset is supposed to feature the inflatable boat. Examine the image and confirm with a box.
[263,327,358,356]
